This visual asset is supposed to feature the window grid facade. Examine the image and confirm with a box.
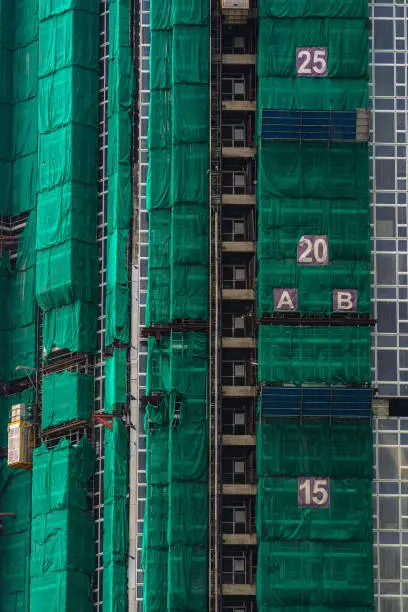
[371,1,408,397]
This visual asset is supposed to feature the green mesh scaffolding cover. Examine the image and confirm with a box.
[259,0,368,18]
[146,0,209,326]
[36,183,98,251]
[258,19,368,79]
[0,467,32,612]
[258,195,370,313]
[257,2,370,318]
[257,419,373,479]
[257,477,372,541]
[143,331,208,611]
[31,437,94,518]
[36,240,97,310]
[258,325,371,385]
[42,371,94,430]
[142,549,168,612]
[104,348,127,413]
[30,437,95,612]
[257,540,373,608]
[0,213,37,382]
[257,143,370,316]
[43,301,97,355]
[168,544,207,612]
[104,0,133,348]
[36,0,99,360]
[257,418,373,609]
[39,0,98,22]
[146,332,208,396]
[105,284,130,346]
[256,6,372,608]
[38,125,97,192]
[0,0,39,217]
[103,419,129,612]
[258,608,373,612]
[259,143,368,200]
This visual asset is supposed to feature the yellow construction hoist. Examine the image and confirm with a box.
[7,403,35,470]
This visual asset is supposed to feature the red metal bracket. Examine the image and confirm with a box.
[92,414,114,430]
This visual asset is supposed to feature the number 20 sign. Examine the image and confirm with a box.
[297,235,329,265]
[296,47,328,77]
[298,477,330,508]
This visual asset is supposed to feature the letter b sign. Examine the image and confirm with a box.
[333,290,357,312]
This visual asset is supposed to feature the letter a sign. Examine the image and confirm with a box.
[274,289,298,311]
[333,290,357,312]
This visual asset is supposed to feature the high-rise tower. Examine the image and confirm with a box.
[1,1,408,611]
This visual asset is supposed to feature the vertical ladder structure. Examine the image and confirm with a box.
[209,1,222,611]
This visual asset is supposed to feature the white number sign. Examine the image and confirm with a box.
[296,47,328,77]
[297,235,329,265]
[298,477,330,508]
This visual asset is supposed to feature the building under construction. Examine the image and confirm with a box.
[0,0,407,611]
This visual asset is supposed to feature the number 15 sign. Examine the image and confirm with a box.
[298,477,330,508]
[296,47,328,77]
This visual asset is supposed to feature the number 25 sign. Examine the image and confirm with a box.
[296,47,328,77]
[298,477,330,508]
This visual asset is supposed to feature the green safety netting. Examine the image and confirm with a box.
[258,261,370,315]
[42,371,94,430]
[257,477,372,541]
[150,0,209,29]
[168,544,207,612]
[143,332,208,611]
[0,0,38,217]
[256,3,372,609]
[259,0,368,19]
[0,467,32,612]
[104,0,133,348]
[258,608,373,612]
[259,143,369,200]
[146,332,208,396]
[257,419,373,479]
[42,301,97,355]
[36,0,99,356]
[257,418,373,608]
[258,325,371,385]
[36,183,98,251]
[103,419,129,612]
[257,1,370,316]
[105,284,130,346]
[258,197,370,260]
[257,143,370,316]
[104,348,127,413]
[258,19,368,79]
[257,540,373,608]
[36,241,97,310]
[100,6,133,605]
[39,0,99,21]
[30,437,95,611]
[31,438,94,518]
[146,0,209,327]
[0,212,37,382]
[0,0,38,391]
